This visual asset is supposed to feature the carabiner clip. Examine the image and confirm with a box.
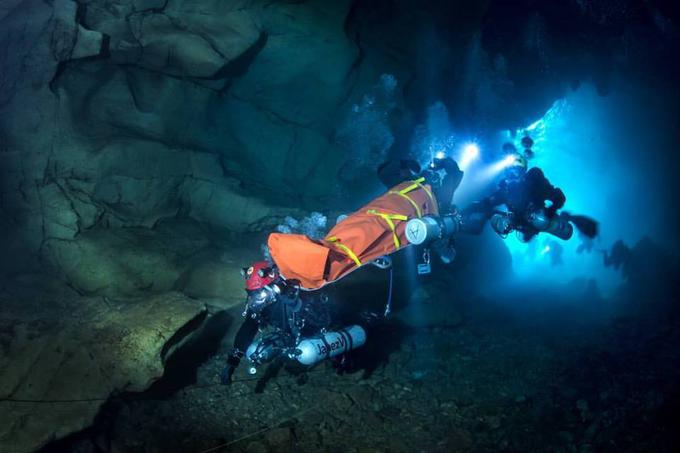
[417,248,432,275]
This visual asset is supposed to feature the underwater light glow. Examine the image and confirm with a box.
[498,84,671,296]
[473,153,517,185]
[458,143,480,170]
[435,151,447,160]
[525,118,543,132]
[501,154,517,166]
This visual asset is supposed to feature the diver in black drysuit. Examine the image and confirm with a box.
[221,274,310,384]
[460,166,572,242]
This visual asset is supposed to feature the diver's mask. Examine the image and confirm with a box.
[246,284,280,315]
[505,154,528,180]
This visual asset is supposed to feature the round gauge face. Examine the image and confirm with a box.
[405,218,428,245]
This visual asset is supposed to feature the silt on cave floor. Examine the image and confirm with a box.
[45,281,680,453]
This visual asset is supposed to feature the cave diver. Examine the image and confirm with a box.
[460,151,597,242]
[221,261,299,384]
[220,261,367,384]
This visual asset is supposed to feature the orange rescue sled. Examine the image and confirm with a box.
[268,177,439,290]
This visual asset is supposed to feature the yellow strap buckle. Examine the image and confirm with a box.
[326,236,362,267]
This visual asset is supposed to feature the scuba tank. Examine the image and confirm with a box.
[245,325,367,371]
[405,214,461,245]
[291,325,367,366]
[527,210,574,240]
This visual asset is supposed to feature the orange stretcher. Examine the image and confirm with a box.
[268,177,439,290]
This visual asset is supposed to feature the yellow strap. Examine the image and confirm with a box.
[416,182,436,206]
[389,190,422,218]
[398,177,426,195]
[401,177,436,206]
[367,210,408,249]
[388,177,437,218]
[326,236,362,267]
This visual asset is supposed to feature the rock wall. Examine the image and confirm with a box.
[2,0,675,287]
[0,0,362,287]
[0,290,209,453]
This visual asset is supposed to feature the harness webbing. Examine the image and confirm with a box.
[388,190,422,217]
[387,177,435,218]
[326,236,362,267]
[367,209,408,249]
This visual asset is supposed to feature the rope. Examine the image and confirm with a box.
[384,267,394,317]
[197,403,320,453]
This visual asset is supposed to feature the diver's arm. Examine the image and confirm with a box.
[233,315,259,354]
[463,188,505,215]
[221,315,259,384]
[434,157,464,213]
[458,189,505,235]
[436,156,461,173]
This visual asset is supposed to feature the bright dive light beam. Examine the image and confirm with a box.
[458,143,480,170]
[435,151,446,160]
[464,143,480,158]
[502,154,517,166]
[476,154,518,181]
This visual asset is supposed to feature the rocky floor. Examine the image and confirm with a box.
[79,299,680,453]
[0,284,214,453]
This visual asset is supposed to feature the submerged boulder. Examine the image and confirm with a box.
[0,291,208,453]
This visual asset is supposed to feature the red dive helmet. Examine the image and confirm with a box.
[242,261,279,291]
[242,261,280,313]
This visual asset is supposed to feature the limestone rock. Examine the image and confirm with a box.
[85,0,262,78]
[0,291,208,453]
[178,258,246,302]
[39,183,81,241]
[43,231,182,296]
[72,24,105,60]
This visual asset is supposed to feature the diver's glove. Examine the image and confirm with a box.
[220,350,242,385]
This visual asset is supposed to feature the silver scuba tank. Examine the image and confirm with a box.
[527,210,573,240]
[291,325,367,366]
[405,214,460,245]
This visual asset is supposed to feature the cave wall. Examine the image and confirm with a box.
[1,0,363,282]
[1,0,677,288]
